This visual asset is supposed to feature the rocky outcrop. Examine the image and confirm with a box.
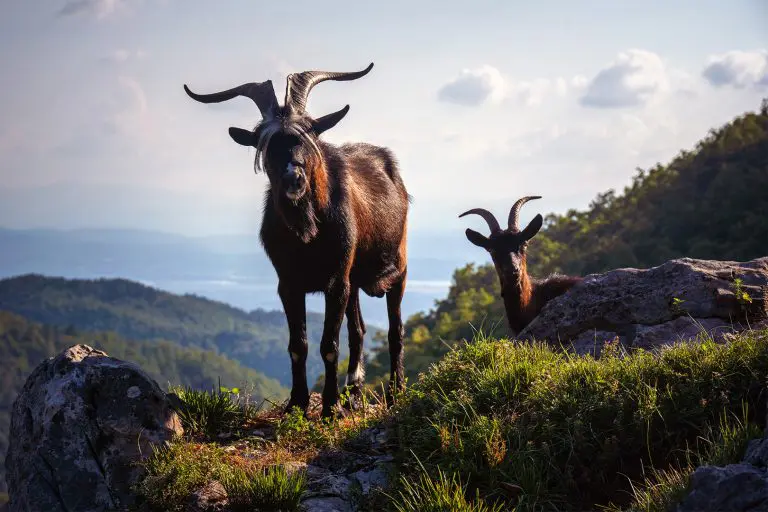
[298,424,394,512]
[5,344,183,512]
[521,257,768,354]
[186,480,229,512]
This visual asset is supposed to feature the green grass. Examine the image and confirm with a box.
[391,329,768,511]
[136,328,768,512]
[390,462,507,512]
[136,441,306,511]
[607,409,762,512]
[170,384,261,440]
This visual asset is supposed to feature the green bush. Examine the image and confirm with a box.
[394,329,768,511]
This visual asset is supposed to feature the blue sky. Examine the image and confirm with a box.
[0,0,766,236]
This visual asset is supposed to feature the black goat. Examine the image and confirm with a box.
[184,63,410,418]
[460,196,582,335]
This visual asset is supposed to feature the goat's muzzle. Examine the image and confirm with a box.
[282,165,307,201]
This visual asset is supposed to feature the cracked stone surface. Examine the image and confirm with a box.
[520,257,768,355]
[4,344,183,512]
[296,425,395,512]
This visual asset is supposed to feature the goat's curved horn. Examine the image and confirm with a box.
[459,208,501,234]
[285,63,374,114]
[508,196,542,231]
[183,81,279,120]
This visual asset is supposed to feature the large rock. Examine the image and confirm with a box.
[677,463,768,512]
[521,257,768,354]
[5,344,183,512]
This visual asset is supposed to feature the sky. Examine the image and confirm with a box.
[0,0,766,237]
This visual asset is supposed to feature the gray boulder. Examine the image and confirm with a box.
[5,344,183,512]
[677,463,768,512]
[520,257,768,354]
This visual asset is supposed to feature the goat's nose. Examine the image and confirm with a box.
[282,170,303,189]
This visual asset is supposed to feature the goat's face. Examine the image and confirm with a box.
[259,128,312,202]
[467,220,542,286]
[459,196,544,289]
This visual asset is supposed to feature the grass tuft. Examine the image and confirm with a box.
[136,440,306,511]
[390,462,507,512]
[171,384,249,440]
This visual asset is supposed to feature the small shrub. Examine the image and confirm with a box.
[171,385,243,439]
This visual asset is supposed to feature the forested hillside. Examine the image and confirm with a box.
[365,98,768,388]
[0,274,381,387]
[0,310,287,495]
[528,98,768,276]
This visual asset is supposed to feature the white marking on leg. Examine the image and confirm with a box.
[347,362,365,385]
[290,352,299,362]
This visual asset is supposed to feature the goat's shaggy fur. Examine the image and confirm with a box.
[185,64,409,417]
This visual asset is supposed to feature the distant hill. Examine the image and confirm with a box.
[0,227,462,325]
[0,309,287,495]
[365,98,768,387]
[0,274,381,388]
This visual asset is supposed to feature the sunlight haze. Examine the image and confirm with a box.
[0,0,766,238]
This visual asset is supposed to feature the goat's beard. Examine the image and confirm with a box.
[274,189,319,244]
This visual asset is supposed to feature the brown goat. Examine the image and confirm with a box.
[184,63,409,418]
[459,196,582,335]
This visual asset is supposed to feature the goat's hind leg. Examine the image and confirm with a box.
[342,287,366,411]
[385,268,406,407]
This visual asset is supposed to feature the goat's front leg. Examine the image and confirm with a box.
[279,283,309,414]
[320,278,350,418]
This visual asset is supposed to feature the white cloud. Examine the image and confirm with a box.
[437,65,508,106]
[702,50,768,89]
[437,66,586,108]
[509,76,586,106]
[580,49,670,108]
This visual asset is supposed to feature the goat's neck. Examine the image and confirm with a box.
[500,260,535,334]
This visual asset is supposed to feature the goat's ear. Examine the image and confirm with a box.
[521,214,544,241]
[465,228,491,249]
[311,105,350,136]
[228,127,257,147]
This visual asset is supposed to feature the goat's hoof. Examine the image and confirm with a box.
[320,405,343,420]
[284,398,309,416]
[384,384,405,408]
[341,386,364,411]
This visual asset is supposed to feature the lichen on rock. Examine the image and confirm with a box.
[5,344,183,512]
